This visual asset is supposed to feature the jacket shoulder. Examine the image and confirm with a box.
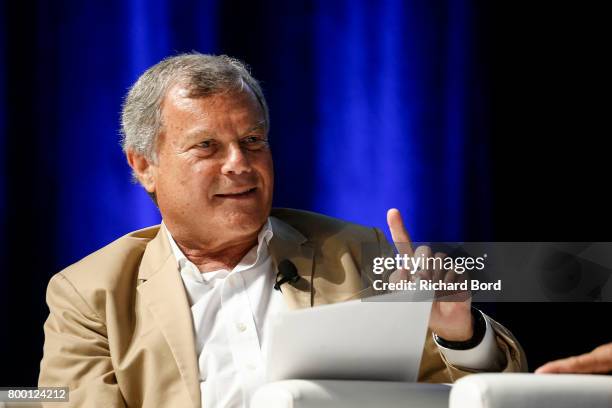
[55,225,160,295]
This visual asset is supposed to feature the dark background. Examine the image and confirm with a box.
[1,0,610,386]
[485,2,610,374]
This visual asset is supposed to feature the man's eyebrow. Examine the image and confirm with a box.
[183,128,215,141]
[182,121,266,141]
[241,121,267,135]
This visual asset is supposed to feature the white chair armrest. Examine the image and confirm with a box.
[251,380,451,408]
[449,373,612,408]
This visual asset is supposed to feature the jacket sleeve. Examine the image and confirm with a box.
[372,228,528,382]
[38,273,127,407]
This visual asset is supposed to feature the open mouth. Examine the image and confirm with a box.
[215,187,257,199]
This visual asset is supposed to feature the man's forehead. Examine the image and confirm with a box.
[163,83,261,115]
[161,96,266,144]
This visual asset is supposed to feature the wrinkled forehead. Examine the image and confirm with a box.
[161,83,264,116]
[163,81,262,116]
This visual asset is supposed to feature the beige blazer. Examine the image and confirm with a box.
[38,208,527,407]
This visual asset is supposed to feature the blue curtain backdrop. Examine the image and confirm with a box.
[0,0,491,383]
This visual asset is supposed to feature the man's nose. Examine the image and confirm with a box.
[221,143,252,175]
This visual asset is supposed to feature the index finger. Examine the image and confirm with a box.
[387,208,414,257]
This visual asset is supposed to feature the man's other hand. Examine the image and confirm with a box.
[535,342,612,374]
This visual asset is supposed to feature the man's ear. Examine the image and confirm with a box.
[126,149,157,193]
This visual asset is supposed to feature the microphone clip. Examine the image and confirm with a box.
[274,259,300,292]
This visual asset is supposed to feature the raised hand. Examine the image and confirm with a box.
[387,208,474,341]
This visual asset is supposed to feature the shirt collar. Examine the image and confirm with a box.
[164,218,274,283]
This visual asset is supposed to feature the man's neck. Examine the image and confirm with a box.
[173,233,259,273]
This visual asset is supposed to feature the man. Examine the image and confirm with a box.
[39,53,526,407]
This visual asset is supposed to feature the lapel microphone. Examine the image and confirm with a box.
[274,259,300,292]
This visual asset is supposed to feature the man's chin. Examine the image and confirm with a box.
[221,209,268,232]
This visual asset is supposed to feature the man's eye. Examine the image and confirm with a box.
[241,136,268,150]
[193,140,218,156]
[197,140,214,149]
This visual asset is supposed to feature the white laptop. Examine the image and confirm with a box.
[264,290,433,382]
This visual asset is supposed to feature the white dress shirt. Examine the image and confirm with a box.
[166,219,286,407]
[165,219,500,407]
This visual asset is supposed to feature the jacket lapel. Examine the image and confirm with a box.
[136,225,201,408]
[268,216,315,309]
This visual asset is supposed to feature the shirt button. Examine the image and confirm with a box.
[236,322,247,332]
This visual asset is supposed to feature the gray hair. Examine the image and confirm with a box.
[120,53,269,162]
